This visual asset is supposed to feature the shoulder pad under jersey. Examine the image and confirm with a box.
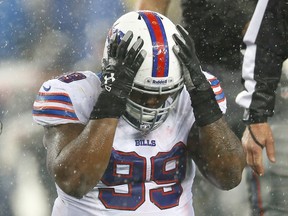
[32,71,102,126]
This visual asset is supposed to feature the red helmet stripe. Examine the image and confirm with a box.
[138,11,169,77]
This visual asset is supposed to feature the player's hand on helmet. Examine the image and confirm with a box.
[90,31,147,119]
[172,24,222,126]
[172,25,210,92]
[102,31,147,99]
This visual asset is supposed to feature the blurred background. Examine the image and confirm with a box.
[0,1,180,215]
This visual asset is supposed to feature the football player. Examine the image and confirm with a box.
[33,11,245,216]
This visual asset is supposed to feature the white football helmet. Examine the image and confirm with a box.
[103,10,184,133]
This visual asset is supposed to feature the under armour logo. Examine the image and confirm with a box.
[103,73,115,92]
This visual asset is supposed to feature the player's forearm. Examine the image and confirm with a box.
[48,119,118,198]
[51,30,146,198]
[195,117,246,190]
[136,0,171,15]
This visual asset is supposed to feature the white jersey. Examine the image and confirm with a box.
[33,71,226,216]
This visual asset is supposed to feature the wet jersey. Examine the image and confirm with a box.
[32,70,226,216]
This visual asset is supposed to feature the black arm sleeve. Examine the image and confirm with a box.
[236,0,288,123]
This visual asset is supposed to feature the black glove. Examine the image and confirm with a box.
[172,25,222,126]
[90,31,147,119]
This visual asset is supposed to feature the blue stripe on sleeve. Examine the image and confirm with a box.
[32,108,78,119]
[37,94,72,104]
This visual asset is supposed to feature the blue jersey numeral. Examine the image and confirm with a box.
[99,143,187,210]
[58,72,86,83]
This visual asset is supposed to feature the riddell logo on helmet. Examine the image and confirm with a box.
[152,79,167,85]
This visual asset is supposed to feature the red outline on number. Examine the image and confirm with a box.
[99,150,146,211]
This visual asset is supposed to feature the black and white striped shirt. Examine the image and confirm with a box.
[236,0,288,123]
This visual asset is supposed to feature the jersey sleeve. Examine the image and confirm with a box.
[204,71,227,114]
[32,71,102,126]
[175,71,227,133]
